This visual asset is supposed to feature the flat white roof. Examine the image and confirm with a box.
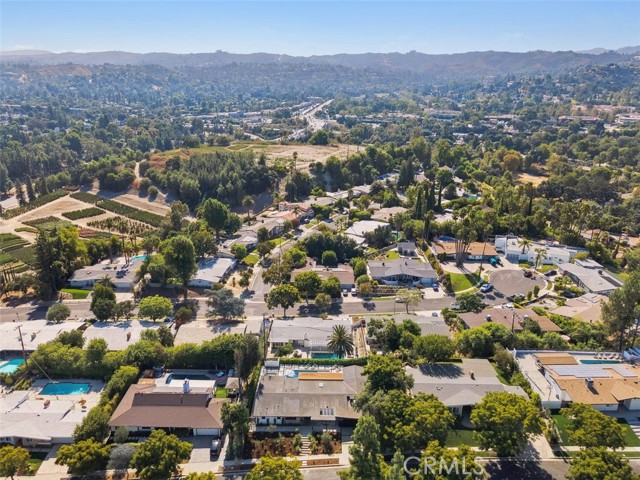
[0,320,84,353]
[84,321,165,351]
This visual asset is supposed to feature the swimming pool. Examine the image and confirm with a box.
[166,373,212,382]
[311,352,339,359]
[0,358,25,375]
[130,254,148,262]
[40,382,91,395]
[580,360,621,365]
[439,236,455,243]
[284,369,318,378]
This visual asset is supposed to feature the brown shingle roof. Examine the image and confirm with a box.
[109,384,228,429]
[432,241,497,257]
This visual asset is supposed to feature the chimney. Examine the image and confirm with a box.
[585,378,594,389]
[486,315,492,322]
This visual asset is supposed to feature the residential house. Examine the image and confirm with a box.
[494,236,585,265]
[278,202,314,221]
[0,391,93,446]
[292,260,355,290]
[397,241,418,257]
[109,382,228,436]
[368,258,437,287]
[516,351,640,411]
[558,261,621,295]
[458,307,562,333]
[68,257,144,289]
[371,206,407,222]
[0,320,84,357]
[268,317,353,353]
[251,365,364,430]
[407,359,527,416]
[83,321,165,351]
[188,257,236,288]
[345,220,389,246]
[551,293,607,323]
[432,241,497,262]
[238,217,286,239]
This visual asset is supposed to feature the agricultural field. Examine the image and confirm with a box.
[71,192,164,227]
[23,216,73,231]
[62,207,105,220]
[0,233,35,273]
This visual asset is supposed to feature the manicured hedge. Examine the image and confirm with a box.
[63,207,105,220]
[72,192,164,227]
[1,190,69,219]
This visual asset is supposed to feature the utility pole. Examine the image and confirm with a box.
[15,324,26,362]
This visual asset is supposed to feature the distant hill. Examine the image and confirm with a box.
[578,46,640,55]
[1,48,637,79]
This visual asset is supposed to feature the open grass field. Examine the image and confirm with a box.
[60,288,91,299]
[515,172,549,186]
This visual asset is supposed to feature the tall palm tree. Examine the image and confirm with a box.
[326,325,355,359]
[534,247,548,270]
[518,238,533,254]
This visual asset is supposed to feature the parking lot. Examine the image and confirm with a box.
[483,269,545,304]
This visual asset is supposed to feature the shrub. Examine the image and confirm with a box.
[107,443,137,470]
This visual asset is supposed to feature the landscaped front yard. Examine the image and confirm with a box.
[242,253,260,265]
[552,414,640,447]
[449,272,481,293]
[445,423,479,447]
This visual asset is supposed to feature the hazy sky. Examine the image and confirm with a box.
[1,1,639,55]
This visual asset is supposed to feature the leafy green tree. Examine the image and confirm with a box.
[114,426,129,444]
[384,449,405,480]
[256,240,275,259]
[190,228,217,259]
[321,250,338,266]
[321,274,342,298]
[0,445,31,479]
[114,300,135,321]
[221,403,250,460]
[246,455,303,480]
[73,406,111,442]
[284,247,307,268]
[261,256,292,286]
[471,391,542,456]
[340,415,383,480]
[33,228,68,298]
[327,325,355,358]
[456,327,495,358]
[46,303,71,323]
[561,403,625,449]
[55,439,111,476]
[234,334,261,396]
[294,271,322,304]
[309,129,329,145]
[315,292,332,312]
[395,288,422,314]
[207,287,245,319]
[90,283,116,321]
[162,235,198,300]
[267,283,300,317]
[230,243,247,260]
[602,271,640,351]
[415,334,455,363]
[457,292,484,312]
[138,295,173,321]
[85,338,108,365]
[394,393,455,451]
[175,306,193,325]
[567,448,639,480]
[101,366,139,405]
[201,198,229,240]
[131,429,192,480]
[185,473,218,480]
[361,355,414,394]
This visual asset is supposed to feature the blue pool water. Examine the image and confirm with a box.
[130,254,148,262]
[439,236,455,243]
[580,360,621,365]
[0,359,25,374]
[166,373,212,382]
[40,382,91,395]
[285,369,318,378]
[311,352,339,359]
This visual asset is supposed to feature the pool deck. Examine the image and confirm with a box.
[30,379,104,406]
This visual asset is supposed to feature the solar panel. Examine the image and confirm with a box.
[549,364,636,379]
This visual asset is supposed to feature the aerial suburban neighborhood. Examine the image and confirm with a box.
[0,2,640,479]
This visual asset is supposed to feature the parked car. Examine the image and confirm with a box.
[563,290,577,298]
[544,270,558,277]
[432,283,439,291]
[523,270,533,278]
[480,283,493,293]
[342,289,349,297]
[210,438,223,458]
[351,287,357,296]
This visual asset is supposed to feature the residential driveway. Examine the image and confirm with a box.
[486,269,545,300]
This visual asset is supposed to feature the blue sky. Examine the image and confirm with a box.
[1,1,639,55]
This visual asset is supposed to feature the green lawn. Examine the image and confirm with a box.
[552,414,640,447]
[60,288,91,299]
[445,424,479,447]
[386,250,400,260]
[519,261,557,273]
[242,253,260,265]
[26,451,48,475]
[449,272,481,292]
[215,387,229,398]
